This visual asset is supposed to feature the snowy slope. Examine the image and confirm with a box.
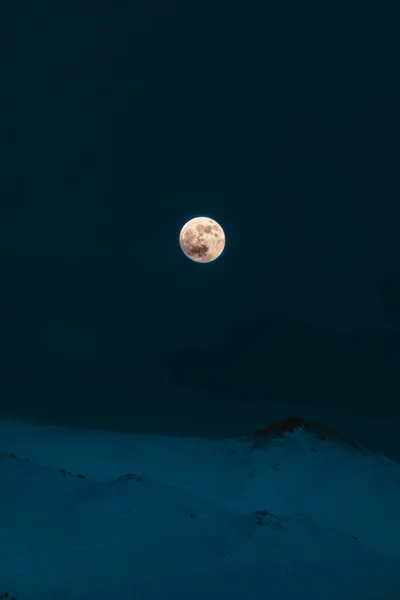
[0,417,399,599]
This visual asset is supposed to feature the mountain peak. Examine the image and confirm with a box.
[254,416,362,449]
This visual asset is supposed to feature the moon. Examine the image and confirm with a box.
[179,217,226,263]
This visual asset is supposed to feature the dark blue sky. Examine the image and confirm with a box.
[1,1,400,458]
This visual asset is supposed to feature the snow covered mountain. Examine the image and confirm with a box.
[0,416,399,599]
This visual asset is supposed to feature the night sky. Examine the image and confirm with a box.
[1,2,400,459]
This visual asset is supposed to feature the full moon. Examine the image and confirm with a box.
[179,217,226,263]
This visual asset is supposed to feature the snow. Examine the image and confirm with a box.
[0,417,399,599]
